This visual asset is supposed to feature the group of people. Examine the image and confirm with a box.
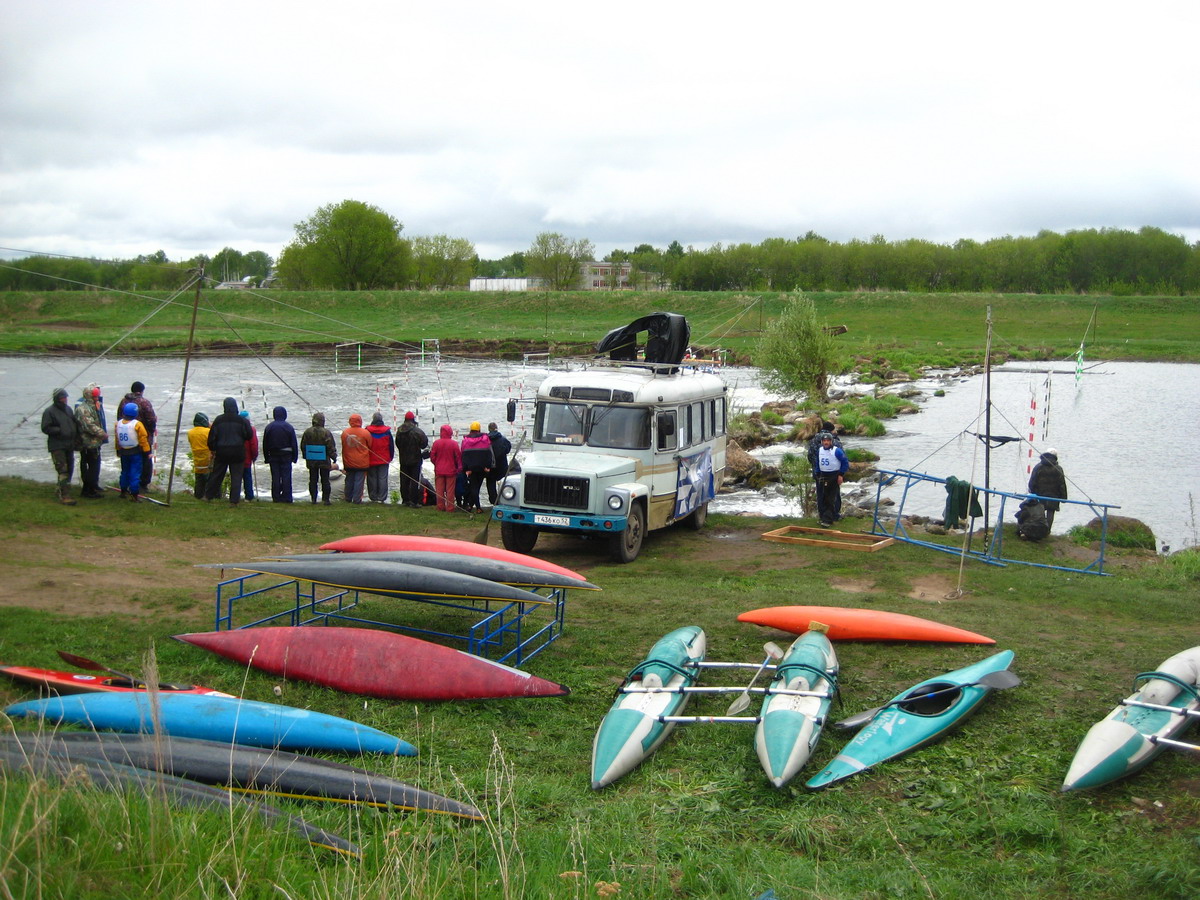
[40,381,157,504]
[185,402,513,509]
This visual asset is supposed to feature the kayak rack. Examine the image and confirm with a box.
[211,572,567,665]
[869,467,1118,576]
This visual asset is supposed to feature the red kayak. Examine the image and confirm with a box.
[319,534,590,584]
[1,666,233,697]
[174,627,571,701]
[736,606,995,644]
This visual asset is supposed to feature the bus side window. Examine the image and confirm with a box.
[657,411,677,451]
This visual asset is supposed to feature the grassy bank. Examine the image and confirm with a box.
[1,477,1198,898]
[2,290,1199,369]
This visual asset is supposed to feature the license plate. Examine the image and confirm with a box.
[534,514,570,527]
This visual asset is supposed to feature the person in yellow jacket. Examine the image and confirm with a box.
[187,412,212,499]
[115,402,150,501]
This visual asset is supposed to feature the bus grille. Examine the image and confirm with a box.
[525,474,591,510]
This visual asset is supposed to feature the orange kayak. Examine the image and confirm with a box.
[737,606,995,644]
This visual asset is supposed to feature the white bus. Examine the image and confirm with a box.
[491,314,726,563]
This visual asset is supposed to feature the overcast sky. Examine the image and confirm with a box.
[2,1,1198,265]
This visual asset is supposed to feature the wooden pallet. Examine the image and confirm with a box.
[760,525,894,552]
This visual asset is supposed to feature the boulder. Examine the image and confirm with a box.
[723,440,761,483]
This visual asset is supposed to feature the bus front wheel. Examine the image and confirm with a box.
[611,503,645,563]
[501,522,539,554]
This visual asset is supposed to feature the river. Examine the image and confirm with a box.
[3,354,1196,553]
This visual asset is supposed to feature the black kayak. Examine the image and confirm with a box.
[0,731,482,820]
[262,550,600,592]
[0,745,359,857]
[203,558,554,604]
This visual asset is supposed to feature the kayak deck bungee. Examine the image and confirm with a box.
[0,731,482,820]
[737,605,995,644]
[0,665,232,697]
[0,746,360,857]
[755,631,840,788]
[174,627,570,701]
[591,626,706,789]
[1062,645,1200,791]
[805,650,1017,790]
[318,534,590,583]
[259,550,601,592]
[5,692,417,756]
[203,559,555,605]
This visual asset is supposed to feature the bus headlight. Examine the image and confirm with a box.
[607,494,624,511]
[501,484,517,501]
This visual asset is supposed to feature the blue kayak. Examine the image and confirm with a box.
[5,692,416,757]
[806,650,1016,789]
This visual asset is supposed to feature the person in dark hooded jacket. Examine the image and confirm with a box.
[204,397,253,504]
[300,412,338,505]
[41,387,81,505]
[262,406,299,503]
[1028,448,1068,531]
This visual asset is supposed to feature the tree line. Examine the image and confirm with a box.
[2,198,1197,295]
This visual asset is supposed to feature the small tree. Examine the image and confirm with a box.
[757,293,843,405]
[526,232,594,290]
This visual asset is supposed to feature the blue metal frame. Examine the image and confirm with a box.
[213,572,567,665]
[870,467,1118,576]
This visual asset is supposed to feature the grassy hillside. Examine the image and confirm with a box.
[1,290,1198,368]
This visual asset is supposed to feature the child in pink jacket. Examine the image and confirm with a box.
[428,424,463,512]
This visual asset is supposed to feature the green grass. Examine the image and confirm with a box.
[2,290,1199,369]
[1,477,1199,897]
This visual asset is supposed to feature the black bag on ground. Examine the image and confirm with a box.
[1016,498,1050,541]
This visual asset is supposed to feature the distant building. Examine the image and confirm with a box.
[581,261,632,290]
[215,276,256,290]
[469,277,545,291]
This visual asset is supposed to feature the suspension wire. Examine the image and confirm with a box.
[3,273,202,439]
[948,309,993,599]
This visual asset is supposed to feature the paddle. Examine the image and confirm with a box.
[726,642,784,715]
[474,431,527,545]
[833,669,1022,730]
[57,650,192,691]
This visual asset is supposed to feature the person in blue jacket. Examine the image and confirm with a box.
[811,431,849,528]
[261,406,299,502]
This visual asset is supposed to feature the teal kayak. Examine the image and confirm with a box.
[591,626,706,789]
[5,692,417,757]
[755,631,839,788]
[1062,646,1200,791]
[806,650,1016,789]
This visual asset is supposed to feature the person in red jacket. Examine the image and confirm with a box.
[365,412,395,503]
[340,413,371,503]
[429,424,462,512]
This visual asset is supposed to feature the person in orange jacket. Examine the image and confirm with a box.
[340,413,372,503]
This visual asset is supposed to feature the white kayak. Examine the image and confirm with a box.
[591,626,706,789]
[1062,645,1200,791]
[754,631,839,788]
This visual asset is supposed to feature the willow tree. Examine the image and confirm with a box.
[276,200,410,289]
[757,294,843,405]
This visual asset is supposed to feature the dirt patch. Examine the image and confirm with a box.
[907,573,961,601]
[828,576,878,595]
[0,530,298,619]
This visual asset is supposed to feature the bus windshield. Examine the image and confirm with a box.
[535,402,651,450]
[587,406,651,450]
[536,402,587,445]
